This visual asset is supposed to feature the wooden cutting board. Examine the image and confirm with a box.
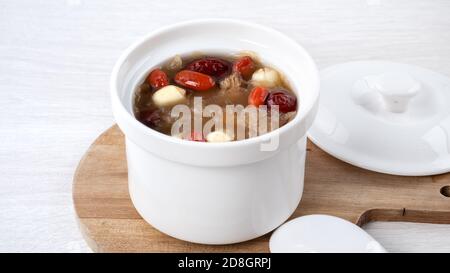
[73,125,450,252]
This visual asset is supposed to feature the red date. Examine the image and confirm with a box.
[138,110,162,128]
[266,89,297,113]
[185,57,231,78]
[174,70,215,91]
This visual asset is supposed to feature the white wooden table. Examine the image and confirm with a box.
[1,0,449,253]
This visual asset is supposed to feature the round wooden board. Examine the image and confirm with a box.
[73,125,450,252]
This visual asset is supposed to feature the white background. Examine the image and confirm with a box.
[0,0,449,252]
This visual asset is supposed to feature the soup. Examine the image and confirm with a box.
[134,52,298,142]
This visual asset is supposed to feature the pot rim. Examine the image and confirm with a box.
[110,18,320,149]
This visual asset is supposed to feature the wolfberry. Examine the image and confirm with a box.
[146,69,169,89]
[233,56,256,80]
[248,86,269,106]
[186,132,206,142]
[174,70,215,91]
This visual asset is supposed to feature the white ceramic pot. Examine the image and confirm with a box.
[110,19,319,244]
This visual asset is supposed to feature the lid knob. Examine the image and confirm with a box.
[364,72,420,113]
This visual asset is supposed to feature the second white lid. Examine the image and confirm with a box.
[269,215,386,253]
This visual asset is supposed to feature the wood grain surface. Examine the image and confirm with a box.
[73,125,450,252]
[1,0,450,252]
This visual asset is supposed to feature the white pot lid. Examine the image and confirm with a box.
[269,215,386,253]
[308,61,450,176]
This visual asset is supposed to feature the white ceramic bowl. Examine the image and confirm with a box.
[111,19,319,244]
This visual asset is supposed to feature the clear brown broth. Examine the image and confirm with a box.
[133,52,297,140]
